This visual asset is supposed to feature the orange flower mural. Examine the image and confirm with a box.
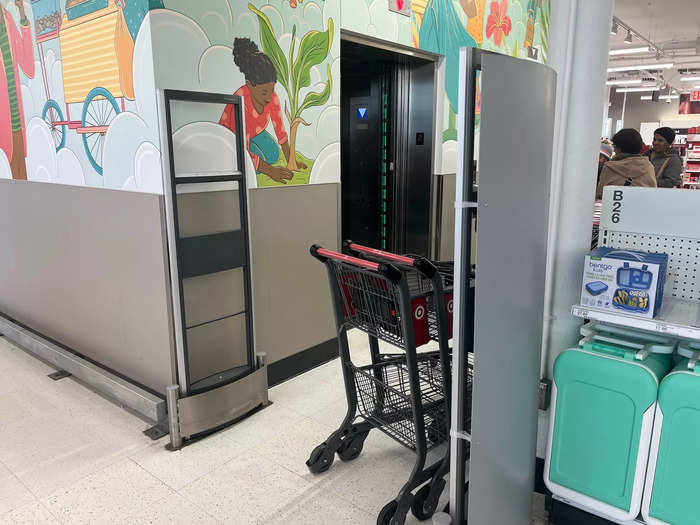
[485,0,512,48]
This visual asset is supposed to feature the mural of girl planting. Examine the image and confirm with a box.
[219,4,333,187]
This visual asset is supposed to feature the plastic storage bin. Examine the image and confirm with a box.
[642,342,700,525]
[545,324,674,522]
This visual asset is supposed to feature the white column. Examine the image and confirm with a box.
[541,0,614,379]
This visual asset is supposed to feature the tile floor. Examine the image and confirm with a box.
[0,332,548,524]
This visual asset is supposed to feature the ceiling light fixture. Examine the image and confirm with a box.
[606,79,643,86]
[658,95,680,100]
[640,96,653,100]
[609,46,651,56]
[607,63,674,73]
[611,20,619,35]
[616,86,661,93]
[680,76,700,82]
[625,30,634,44]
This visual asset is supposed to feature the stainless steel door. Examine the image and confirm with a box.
[451,48,556,524]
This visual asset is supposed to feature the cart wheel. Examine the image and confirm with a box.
[81,87,121,175]
[337,431,368,461]
[377,500,398,525]
[412,480,445,521]
[42,100,66,151]
[306,442,334,474]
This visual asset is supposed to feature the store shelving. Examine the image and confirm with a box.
[572,297,700,341]
[684,130,700,188]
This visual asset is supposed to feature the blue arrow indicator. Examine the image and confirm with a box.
[357,107,368,119]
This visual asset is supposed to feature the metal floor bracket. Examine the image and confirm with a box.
[143,425,169,440]
[48,370,72,381]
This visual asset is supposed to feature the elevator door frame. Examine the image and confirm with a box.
[340,30,441,258]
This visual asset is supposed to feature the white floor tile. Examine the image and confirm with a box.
[180,452,312,525]
[253,416,334,479]
[267,491,375,525]
[212,402,304,450]
[44,459,173,524]
[0,470,35,515]
[115,492,221,525]
[5,501,60,525]
[269,374,346,417]
[130,431,247,491]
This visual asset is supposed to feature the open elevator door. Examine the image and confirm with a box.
[160,90,268,444]
[341,34,438,256]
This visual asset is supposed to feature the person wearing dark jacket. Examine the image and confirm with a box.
[646,127,683,188]
[596,129,656,199]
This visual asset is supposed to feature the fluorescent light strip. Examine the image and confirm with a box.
[640,96,652,100]
[616,86,661,93]
[607,63,674,73]
[606,79,643,86]
[680,76,700,82]
[609,46,649,56]
[659,95,680,100]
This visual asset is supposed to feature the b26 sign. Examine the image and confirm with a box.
[388,0,412,16]
[691,90,700,102]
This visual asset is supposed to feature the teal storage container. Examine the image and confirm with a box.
[642,343,700,525]
[545,324,674,522]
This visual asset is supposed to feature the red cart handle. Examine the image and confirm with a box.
[310,245,402,283]
[344,241,416,265]
[343,240,437,278]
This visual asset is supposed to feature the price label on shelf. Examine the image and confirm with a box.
[655,322,669,333]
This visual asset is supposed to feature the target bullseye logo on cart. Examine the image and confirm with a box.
[447,300,454,314]
[414,304,426,320]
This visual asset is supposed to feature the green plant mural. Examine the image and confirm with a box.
[538,0,550,62]
[249,3,333,172]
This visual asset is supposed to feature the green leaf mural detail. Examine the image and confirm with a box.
[248,4,290,94]
[247,4,333,171]
[538,0,550,63]
[298,64,333,115]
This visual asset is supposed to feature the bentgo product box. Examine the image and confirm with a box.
[580,248,668,318]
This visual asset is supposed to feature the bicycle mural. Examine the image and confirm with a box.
[34,0,137,175]
[0,0,158,184]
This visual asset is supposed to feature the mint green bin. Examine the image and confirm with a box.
[545,326,673,522]
[642,344,700,525]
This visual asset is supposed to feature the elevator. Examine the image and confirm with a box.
[341,34,438,256]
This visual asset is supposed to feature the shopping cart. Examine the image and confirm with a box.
[307,245,458,525]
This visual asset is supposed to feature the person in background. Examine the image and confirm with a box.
[596,129,656,199]
[645,127,683,188]
[598,141,613,185]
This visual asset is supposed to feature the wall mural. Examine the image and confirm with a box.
[0,0,550,189]
[149,0,339,188]
[0,0,163,190]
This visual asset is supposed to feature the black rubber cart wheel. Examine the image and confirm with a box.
[306,442,334,474]
[337,431,369,461]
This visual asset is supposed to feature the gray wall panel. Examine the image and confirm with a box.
[249,183,338,364]
[0,180,174,395]
[467,53,555,525]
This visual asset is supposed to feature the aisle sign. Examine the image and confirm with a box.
[692,90,700,102]
[388,0,412,16]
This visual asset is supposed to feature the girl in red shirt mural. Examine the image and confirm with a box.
[219,38,305,184]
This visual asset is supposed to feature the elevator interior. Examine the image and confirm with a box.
[341,35,437,256]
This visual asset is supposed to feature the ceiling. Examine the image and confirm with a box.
[608,0,700,92]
